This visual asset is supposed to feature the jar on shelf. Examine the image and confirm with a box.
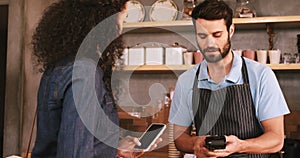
[182,0,195,19]
[234,0,256,18]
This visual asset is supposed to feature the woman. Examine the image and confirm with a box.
[31,0,154,157]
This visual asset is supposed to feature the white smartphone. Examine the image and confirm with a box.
[134,123,166,151]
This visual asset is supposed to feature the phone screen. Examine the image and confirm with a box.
[135,124,166,150]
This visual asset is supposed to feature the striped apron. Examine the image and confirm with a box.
[192,57,269,158]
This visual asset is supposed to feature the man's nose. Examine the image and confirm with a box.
[207,36,216,47]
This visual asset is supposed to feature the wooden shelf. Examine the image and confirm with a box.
[123,15,300,32]
[234,15,300,29]
[123,20,193,33]
[118,64,300,72]
[268,64,300,70]
[121,65,192,71]
[124,20,192,29]
[233,15,300,24]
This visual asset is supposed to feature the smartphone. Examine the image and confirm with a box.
[134,123,166,151]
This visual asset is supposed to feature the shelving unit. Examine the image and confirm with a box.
[122,15,300,71]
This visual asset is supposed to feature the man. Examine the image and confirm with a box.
[168,0,290,157]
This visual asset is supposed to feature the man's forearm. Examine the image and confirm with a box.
[228,116,285,154]
[239,131,284,154]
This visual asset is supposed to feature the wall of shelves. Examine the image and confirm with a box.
[121,12,300,113]
[121,0,300,144]
[123,15,300,71]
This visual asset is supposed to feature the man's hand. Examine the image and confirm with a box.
[193,136,219,157]
[193,135,243,157]
[210,135,243,157]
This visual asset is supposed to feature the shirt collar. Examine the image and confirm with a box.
[226,52,243,83]
[197,51,243,83]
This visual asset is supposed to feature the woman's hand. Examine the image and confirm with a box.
[117,135,163,158]
[117,136,143,158]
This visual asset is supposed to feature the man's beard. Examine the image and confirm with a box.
[199,38,231,63]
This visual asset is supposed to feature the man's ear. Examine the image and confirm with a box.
[229,24,235,38]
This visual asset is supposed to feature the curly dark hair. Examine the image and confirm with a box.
[32,0,129,93]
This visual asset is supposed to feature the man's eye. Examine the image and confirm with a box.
[198,34,207,39]
[213,33,221,37]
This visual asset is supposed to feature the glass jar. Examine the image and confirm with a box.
[234,0,256,18]
[183,0,195,19]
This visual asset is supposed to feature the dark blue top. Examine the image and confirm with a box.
[32,58,119,158]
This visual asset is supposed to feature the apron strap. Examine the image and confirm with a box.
[241,57,249,84]
[192,64,201,130]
